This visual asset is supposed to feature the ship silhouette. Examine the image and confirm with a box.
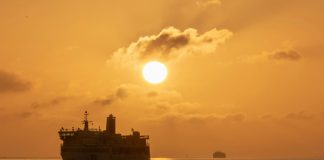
[58,111,150,160]
[213,151,226,158]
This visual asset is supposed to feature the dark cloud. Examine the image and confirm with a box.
[17,95,77,119]
[49,96,73,105]
[144,32,189,58]
[0,70,31,93]
[268,49,302,61]
[92,96,115,106]
[31,96,75,109]
[115,87,128,99]
[91,86,129,107]
[109,27,232,66]
[18,111,34,118]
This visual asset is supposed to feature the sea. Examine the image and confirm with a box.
[0,158,323,160]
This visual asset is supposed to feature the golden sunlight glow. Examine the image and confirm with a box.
[142,61,168,84]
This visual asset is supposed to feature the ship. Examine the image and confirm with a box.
[213,151,226,158]
[58,111,150,160]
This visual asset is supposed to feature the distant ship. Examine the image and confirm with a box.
[58,111,150,160]
[213,151,226,158]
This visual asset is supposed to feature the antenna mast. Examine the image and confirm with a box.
[83,111,90,131]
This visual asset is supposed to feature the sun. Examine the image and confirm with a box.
[142,61,168,84]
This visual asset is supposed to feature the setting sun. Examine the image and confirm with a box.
[1,0,324,158]
[142,61,168,84]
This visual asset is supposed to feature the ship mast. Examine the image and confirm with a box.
[83,111,91,131]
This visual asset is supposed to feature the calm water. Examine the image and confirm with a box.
[0,158,323,160]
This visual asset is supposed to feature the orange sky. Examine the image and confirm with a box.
[0,0,324,158]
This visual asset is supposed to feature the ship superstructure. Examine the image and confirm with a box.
[58,111,150,160]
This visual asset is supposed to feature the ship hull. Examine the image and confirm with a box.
[61,152,150,160]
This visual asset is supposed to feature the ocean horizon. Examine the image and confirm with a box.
[0,158,323,160]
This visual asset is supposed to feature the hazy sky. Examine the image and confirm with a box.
[0,0,324,158]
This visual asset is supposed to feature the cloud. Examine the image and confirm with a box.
[285,111,314,120]
[225,113,246,122]
[150,101,200,115]
[0,70,32,93]
[107,83,182,102]
[260,114,273,119]
[146,91,159,98]
[49,96,73,106]
[91,85,129,107]
[88,83,198,120]
[237,48,302,64]
[18,111,34,118]
[21,83,186,119]
[147,112,246,124]
[30,95,76,109]
[258,111,317,121]
[108,27,232,67]
[16,95,78,119]
[115,86,128,99]
[267,49,302,61]
[92,96,116,107]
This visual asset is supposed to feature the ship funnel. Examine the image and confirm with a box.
[106,114,116,134]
